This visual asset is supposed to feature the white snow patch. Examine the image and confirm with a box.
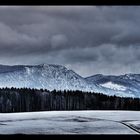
[25,67,32,75]
[100,82,126,91]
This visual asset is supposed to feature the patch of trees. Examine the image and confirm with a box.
[0,87,140,113]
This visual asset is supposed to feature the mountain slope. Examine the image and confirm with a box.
[0,64,98,92]
[86,74,140,98]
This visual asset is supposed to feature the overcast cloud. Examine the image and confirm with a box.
[0,6,140,77]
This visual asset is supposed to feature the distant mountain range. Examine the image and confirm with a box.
[0,64,140,98]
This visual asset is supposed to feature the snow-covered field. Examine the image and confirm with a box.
[0,111,140,134]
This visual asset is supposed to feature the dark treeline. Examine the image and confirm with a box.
[0,87,140,113]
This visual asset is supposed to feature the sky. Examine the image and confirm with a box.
[0,6,140,77]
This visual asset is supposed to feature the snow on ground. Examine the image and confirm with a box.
[0,111,140,134]
[100,82,126,91]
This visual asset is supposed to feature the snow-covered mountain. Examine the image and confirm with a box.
[0,64,140,98]
[86,74,140,98]
[0,64,98,92]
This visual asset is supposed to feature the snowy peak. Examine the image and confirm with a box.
[37,63,67,70]
[0,64,92,92]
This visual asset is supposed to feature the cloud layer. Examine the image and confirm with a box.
[0,6,140,76]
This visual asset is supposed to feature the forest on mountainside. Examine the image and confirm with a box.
[0,88,140,113]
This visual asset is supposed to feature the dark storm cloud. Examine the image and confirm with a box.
[0,6,140,76]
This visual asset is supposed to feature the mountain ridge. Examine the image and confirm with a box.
[0,64,139,98]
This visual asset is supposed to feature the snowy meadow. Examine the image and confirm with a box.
[0,111,140,134]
